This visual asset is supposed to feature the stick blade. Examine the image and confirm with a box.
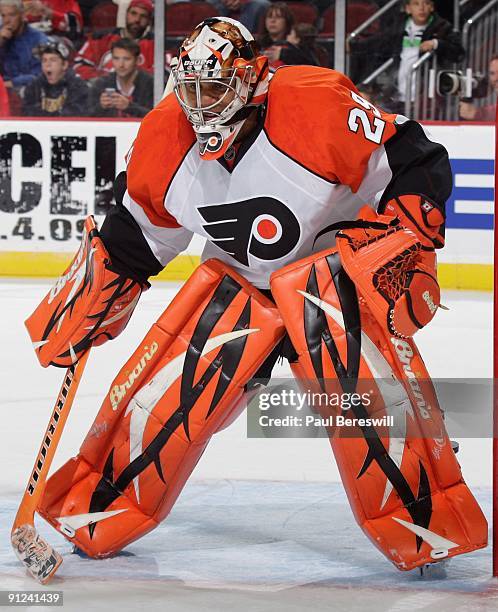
[11,524,62,584]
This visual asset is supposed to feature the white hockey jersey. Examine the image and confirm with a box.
[118,66,450,288]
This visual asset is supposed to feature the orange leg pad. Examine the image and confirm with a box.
[270,248,487,571]
[38,259,285,557]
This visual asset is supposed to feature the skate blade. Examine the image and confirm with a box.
[418,558,451,579]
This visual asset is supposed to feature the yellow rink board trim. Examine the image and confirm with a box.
[0,252,201,281]
[437,263,493,292]
[0,252,493,291]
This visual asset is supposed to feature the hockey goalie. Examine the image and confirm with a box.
[24,17,487,573]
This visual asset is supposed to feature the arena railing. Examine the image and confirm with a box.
[404,50,440,121]
[359,57,394,88]
[345,0,402,76]
[153,0,165,105]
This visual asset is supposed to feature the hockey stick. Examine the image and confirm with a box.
[11,349,91,584]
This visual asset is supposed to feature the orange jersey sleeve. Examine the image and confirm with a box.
[264,66,399,192]
[126,94,196,229]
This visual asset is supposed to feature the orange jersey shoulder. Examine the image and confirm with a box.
[127,94,196,228]
[264,66,398,191]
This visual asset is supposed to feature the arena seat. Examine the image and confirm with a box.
[89,1,118,30]
[320,1,379,38]
[165,2,218,37]
[286,2,318,25]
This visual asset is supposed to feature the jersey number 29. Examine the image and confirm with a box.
[347,92,386,145]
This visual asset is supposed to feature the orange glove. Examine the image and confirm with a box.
[336,208,441,338]
[381,194,445,249]
[25,217,145,367]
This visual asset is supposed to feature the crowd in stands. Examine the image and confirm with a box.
[0,0,156,115]
[351,0,465,114]
[0,0,495,120]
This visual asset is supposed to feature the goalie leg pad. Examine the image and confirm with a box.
[38,259,285,557]
[270,248,487,571]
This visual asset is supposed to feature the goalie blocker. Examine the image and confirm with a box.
[25,216,144,368]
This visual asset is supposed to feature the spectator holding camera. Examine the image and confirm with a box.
[22,37,88,116]
[89,38,152,117]
[459,55,498,121]
[0,0,47,91]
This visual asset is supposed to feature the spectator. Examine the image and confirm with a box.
[24,0,83,41]
[290,23,330,67]
[350,0,464,112]
[207,0,270,34]
[263,22,329,69]
[22,36,88,116]
[89,37,153,117]
[0,0,47,91]
[74,0,153,80]
[459,54,498,121]
[259,2,294,50]
[281,23,330,68]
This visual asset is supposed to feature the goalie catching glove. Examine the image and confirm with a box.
[336,197,443,338]
[26,216,145,367]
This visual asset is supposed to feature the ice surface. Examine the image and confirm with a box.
[1,280,497,610]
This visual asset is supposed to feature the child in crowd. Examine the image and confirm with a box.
[22,36,88,116]
[350,0,464,113]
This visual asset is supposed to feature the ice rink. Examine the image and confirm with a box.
[1,279,497,610]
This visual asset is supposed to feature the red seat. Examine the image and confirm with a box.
[166,2,218,37]
[321,1,379,37]
[89,2,118,30]
[286,2,318,25]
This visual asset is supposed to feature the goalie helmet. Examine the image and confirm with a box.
[171,17,269,160]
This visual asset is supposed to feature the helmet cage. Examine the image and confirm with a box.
[173,65,255,128]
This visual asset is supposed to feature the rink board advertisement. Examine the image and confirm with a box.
[0,119,494,288]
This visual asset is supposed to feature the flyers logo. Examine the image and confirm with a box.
[197,197,301,266]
